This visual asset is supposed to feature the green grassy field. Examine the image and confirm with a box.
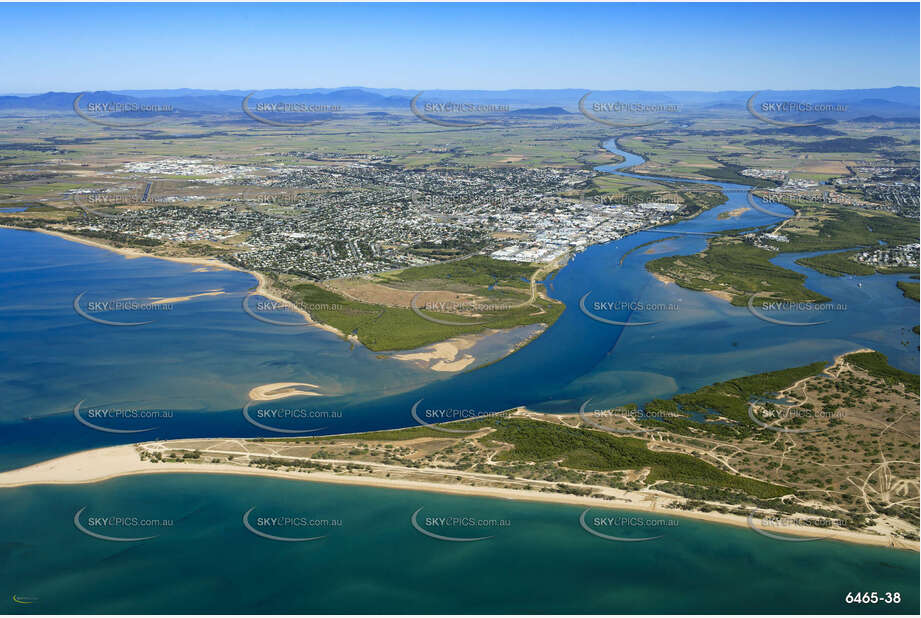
[618,114,918,185]
[374,255,534,289]
[283,257,564,352]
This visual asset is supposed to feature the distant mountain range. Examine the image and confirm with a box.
[1,87,917,120]
[508,106,571,116]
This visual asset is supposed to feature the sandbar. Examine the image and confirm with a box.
[248,382,322,401]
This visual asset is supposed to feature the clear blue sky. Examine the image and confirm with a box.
[2,2,918,93]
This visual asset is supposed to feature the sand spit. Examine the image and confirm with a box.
[0,444,915,551]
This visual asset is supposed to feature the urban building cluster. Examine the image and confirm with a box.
[832,165,919,217]
[742,165,918,217]
[62,160,697,278]
[854,243,920,270]
[741,168,788,182]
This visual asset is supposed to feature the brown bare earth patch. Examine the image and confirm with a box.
[493,232,530,241]
[793,160,852,175]
[323,278,483,310]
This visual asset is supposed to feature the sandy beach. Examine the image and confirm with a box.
[243,269,357,341]
[6,225,351,340]
[4,224,549,369]
[650,269,735,302]
[650,271,675,286]
[0,444,914,551]
[23,227,238,270]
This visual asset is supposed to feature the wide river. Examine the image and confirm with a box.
[0,140,917,612]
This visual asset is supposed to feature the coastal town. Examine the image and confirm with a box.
[63,159,695,279]
[742,165,920,217]
[1,0,919,614]
[855,242,920,270]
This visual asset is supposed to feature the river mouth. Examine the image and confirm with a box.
[0,141,917,467]
[0,132,918,617]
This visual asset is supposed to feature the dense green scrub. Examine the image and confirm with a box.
[483,418,788,498]
[647,202,917,303]
[844,351,919,394]
[647,239,830,306]
[897,280,919,302]
[795,250,877,276]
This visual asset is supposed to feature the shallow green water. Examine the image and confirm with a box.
[2,475,917,614]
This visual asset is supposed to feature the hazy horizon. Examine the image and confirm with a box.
[4,85,921,97]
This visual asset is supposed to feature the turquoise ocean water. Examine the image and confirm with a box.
[1,141,917,612]
[1,475,918,614]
